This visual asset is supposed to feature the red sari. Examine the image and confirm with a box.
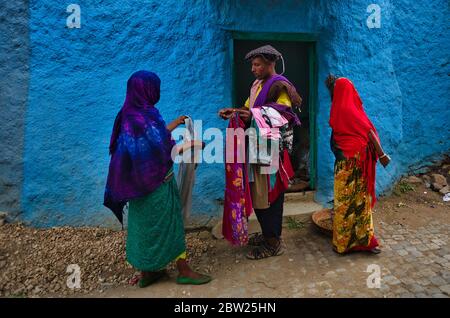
[330,78,379,253]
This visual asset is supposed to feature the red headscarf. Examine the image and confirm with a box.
[329,78,379,207]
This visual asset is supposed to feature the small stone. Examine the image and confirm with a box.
[439,284,450,296]
[324,271,337,279]
[439,185,450,195]
[197,231,211,240]
[406,283,425,293]
[422,175,431,183]
[430,276,446,286]
[211,222,224,240]
[405,176,422,184]
[432,183,444,191]
[32,286,42,295]
[307,288,319,295]
[383,275,401,285]
[431,174,447,188]
[397,249,408,256]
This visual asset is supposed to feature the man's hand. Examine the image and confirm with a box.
[238,109,252,123]
[218,108,252,123]
[218,108,235,119]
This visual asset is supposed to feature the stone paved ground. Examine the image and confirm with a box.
[1,179,448,298]
[93,182,449,298]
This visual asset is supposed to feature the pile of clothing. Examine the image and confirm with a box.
[249,103,299,164]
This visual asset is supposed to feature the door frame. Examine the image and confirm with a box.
[229,31,318,189]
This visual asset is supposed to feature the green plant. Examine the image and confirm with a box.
[394,181,415,196]
[286,217,305,230]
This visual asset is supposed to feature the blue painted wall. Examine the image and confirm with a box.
[1,0,448,227]
[0,1,29,220]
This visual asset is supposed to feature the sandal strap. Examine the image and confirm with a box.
[248,233,264,246]
[248,241,282,260]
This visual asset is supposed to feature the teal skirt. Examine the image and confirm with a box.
[126,172,186,271]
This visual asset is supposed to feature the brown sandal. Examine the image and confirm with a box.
[246,241,284,260]
[248,232,265,246]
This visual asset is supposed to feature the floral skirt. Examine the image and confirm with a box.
[332,157,379,253]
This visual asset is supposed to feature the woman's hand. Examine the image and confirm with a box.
[379,154,391,168]
[368,129,391,167]
[176,115,188,126]
[167,115,188,132]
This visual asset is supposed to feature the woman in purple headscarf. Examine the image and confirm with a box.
[104,71,211,287]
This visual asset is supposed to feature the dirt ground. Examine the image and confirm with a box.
[1,168,449,298]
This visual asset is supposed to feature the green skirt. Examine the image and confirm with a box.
[126,173,186,271]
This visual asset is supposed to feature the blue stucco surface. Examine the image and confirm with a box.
[0,1,29,220]
[1,1,448,227]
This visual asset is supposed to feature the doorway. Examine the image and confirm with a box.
[231,32,318,190]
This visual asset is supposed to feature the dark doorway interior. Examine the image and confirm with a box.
[233,39,313,190]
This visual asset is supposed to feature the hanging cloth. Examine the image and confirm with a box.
[176,117,199,222]
[222,113,253,246]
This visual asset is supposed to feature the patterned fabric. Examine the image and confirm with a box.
[222,114,253,246]
[332,156,379,253]
[126,170,186,271]
[280,124,294,155]
[104,71,175,224]
[329,78,379,208]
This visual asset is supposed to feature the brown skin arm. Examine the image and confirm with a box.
[218,107,252,122]
[368,129,391,167]
[167,115,188,132]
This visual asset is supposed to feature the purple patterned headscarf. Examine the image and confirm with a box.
[104,71,175,224]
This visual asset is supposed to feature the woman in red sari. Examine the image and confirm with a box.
[326,75,391,254]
